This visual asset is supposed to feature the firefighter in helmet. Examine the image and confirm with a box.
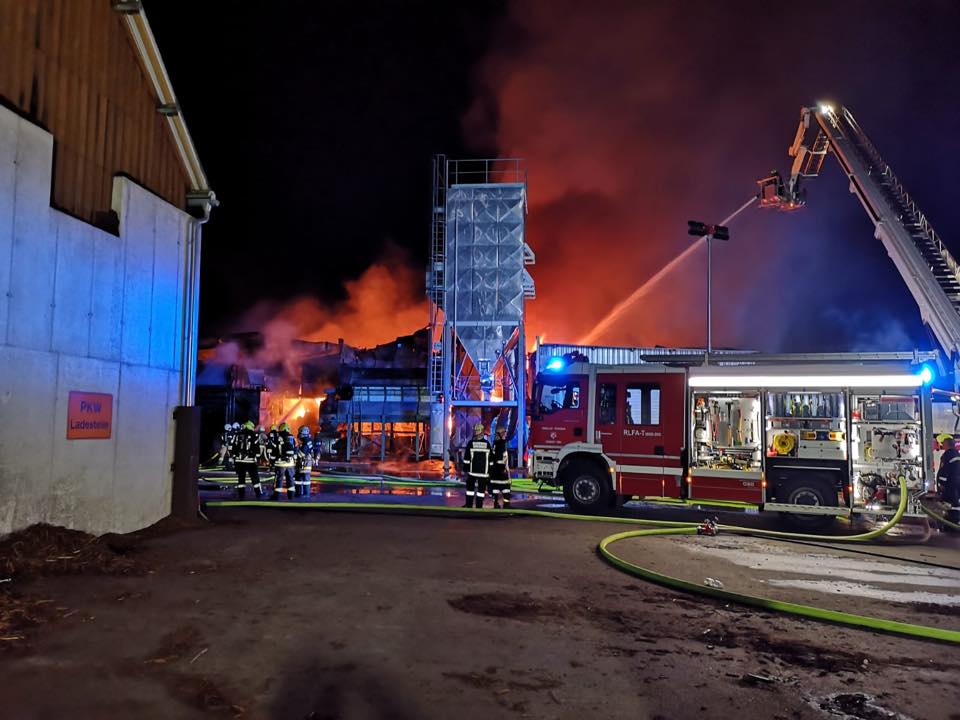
[936,434,960,524]
[227,422,241,469]
[232,421,263,499]
[271,422,298,500]
[296,425,314,498]
[256,425,269,465]
[489,426,511,509]
[265,424,281,490]
[216,423,233,467]
[462,423,492,508]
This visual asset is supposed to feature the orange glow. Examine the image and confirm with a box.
[467,6,766,350]
[315,397,324,406]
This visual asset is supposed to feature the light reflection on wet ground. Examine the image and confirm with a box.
[198,470,948,540]
[199,476,549,508]
[197,472,784,526]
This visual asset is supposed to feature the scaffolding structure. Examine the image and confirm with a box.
[427,157,535,475]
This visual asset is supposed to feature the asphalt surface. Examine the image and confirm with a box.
[4,509,960,719]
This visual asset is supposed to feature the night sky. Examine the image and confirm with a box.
[146,0,960,355]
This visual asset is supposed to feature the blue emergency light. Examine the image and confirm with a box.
[918,364,935,385]
[544,357,565,372]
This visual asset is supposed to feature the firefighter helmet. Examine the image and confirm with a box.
[232,422,240,430]
[279,422,291,433]
[242,420,255,431]
[473,423,485,436]
[224,423,232,431]
[298,425,311,437]
[270,424,278,432]
[257,425,265,433]
[495,426,507,437]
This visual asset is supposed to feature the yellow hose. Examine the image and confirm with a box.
[599,478,960,644]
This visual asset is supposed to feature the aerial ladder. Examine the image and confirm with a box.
[760,104,960,385]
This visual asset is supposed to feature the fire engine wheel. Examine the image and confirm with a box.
[781,477,836,530]
[561,460,610,514]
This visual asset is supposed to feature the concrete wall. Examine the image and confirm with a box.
[0,105,193,535]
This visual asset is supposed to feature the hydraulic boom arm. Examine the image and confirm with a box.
[759,104,960,381]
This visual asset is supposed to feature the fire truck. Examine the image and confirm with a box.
[527,102,960,522]
[529,346,938,524]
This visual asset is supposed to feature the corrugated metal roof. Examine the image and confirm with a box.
[536,343,751,371]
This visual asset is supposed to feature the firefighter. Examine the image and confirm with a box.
[257,425,269,465]
[462,423,492,508]
[489,426,511,509]
[265,424,281,491]
[296,425,314,498]
[936,434,960,524]
[313,425,323,467]
[271,422,298,500]
[216,423,233,466]
[232,421,263,500]
[227,422,241,470]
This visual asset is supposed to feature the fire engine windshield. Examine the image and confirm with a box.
[537,381,580,414]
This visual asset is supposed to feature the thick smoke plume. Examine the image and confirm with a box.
[207,245,426,382]
[465,0,941,352]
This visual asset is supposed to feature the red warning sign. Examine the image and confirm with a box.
[66,391,113,440]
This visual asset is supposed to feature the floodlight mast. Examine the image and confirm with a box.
[760,103,960,388]
[687,195,757,352]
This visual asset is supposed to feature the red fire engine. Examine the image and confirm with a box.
[529,346,938,524]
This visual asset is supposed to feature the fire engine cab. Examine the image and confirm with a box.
[529,346,937,524]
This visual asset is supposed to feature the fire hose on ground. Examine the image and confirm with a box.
[919,494,960,531]
[207,476,960,645]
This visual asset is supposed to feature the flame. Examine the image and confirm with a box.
[315,397,324,406]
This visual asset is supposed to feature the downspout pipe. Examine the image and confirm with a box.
[182,191,218,406]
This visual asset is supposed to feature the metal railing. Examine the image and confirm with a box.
[839,108,960,291]
[447,157,526,186]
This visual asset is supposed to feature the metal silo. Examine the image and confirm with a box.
[427,157,535,475]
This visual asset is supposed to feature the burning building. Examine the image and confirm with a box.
[197,329,431,462]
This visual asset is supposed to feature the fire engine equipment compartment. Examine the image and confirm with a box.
[690,392,763,502]
[850,393,924,509]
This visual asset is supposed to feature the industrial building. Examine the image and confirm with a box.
[0,1,215,534]
[197,329,430,462]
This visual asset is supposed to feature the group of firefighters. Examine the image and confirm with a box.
[220,421,316,500]
[461,423,512,509]
[216,419,515,508]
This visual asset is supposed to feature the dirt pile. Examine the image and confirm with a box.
[0,591,59,643]
[0,523,147,579]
